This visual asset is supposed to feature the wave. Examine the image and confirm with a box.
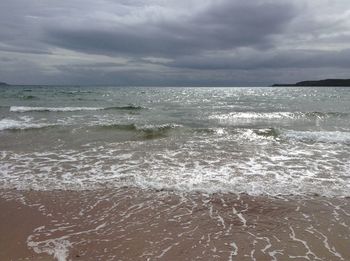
[10,105,145,113]
[211,112,294,120]
[211,111,349,121]
[93,122,350,144]
[234,128,280,142]
[57,90,94,95]
[302,111,350,119]
[237,128,350,144]
[192,128,226,135]
[1,142,348,197]
[10,106,103,112]
[0,118,55,131]
[0,118,178,135]
[253,128,280,138]
[104,105,144,111]
[139,124,181,139]
[19,95,38,100]
[99,123,138,131]
[99,123,182,139]
[282,130,350,144]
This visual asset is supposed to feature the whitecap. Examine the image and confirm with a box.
[0,117,54,131]
[10,106,104,112]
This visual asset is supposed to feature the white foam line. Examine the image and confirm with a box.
[27,235,71,261]
[273,235,281,243]
[250,244,257,261]
[268,250,284,261]
[248,232,279,258]
[27,220,108,261]
[156,243,179,259]
[321,200,345,222]
[228,241,238,261]
[232,207,247,227]
[10,106,103,112]
[283,130,350,144]
[217,214,226,229]
[0,118,54,131]
[1,139,350,197]
[289,226,321,260]
[177,225,198,238]
[261,239,272,254]
[315,230,344,260]
[210,112,295,120]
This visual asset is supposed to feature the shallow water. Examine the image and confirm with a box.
[2,188,350,261]
[1,86,350,196]
[0,86,350,260]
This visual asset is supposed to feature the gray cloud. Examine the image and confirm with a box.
[45,1,297,57]
[165,49,350,70]
[0,0,350,85]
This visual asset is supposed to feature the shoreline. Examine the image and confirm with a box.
[0,195,52,260]
[1,188,349,260]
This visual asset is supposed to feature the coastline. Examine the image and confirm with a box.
[0,195,52,260]
[1,188,350,260]
[272,78,350,87]
[1,86,349,260]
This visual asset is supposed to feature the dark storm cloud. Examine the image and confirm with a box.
[1,0,350,85]
[166,49,350,70]
[45,1,297,57]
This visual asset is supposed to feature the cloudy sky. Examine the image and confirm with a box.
[1,0,350,86]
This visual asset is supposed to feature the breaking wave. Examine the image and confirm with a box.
[0,140,349,197]
[9,105,145,112]
[99,123,182,139]
[104,105,144,111]
[0,118,55,131]
[211,111,349,121]
[19,95,38,100]
[237,128,350,144]
[283,130,350,144]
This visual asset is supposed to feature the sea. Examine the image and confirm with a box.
[0,86,350,260]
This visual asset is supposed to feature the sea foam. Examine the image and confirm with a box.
[9,105,144,112]
[1,136,349,197]
[0,117,54,131]
[210,111,348,121]
[10,106,104,112]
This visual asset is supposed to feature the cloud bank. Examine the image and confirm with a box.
[1,0,350,85]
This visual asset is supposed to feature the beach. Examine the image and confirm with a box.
[1,188,350,260]
[0,86,350,260]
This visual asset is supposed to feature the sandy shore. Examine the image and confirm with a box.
[0,195,53,260]
[1,188,350,260]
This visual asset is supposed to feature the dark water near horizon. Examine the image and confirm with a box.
[1,86,350,260]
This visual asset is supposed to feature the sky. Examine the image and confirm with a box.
[1,0,350,86]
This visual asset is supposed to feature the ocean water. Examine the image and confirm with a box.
[1,86,350,260]
[0,86,349,196]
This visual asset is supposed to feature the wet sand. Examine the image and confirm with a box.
[0,195,52,260]
[1,188,350,260]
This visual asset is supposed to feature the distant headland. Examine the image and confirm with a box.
[0,82,10,86]
[272,79,350,87]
